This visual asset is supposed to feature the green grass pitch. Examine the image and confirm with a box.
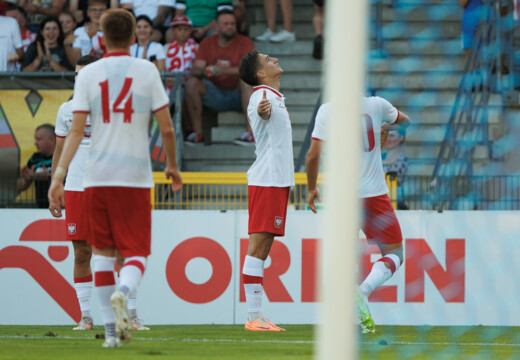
[0,325,519,359]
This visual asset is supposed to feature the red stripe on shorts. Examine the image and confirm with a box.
[124,260,145,275]
[243,274,263,284]
[379,256,396,274]
[74,274,93,283]
[94,271,115,286]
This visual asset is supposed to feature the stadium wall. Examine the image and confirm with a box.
[0,209,517,326]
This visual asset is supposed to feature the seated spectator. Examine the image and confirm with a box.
[120,0,176,42]
[184,10,254,145]
[22,16,74,71]
[165,15,197,134]
[23,0,66,33]
[68,0,117,26]
[6,5,36,52]
[0,14,24,71]
[170,0,234,43]
[16,124,56,208]
[58,10,77,65]
[311,0,324,59]
[130,15,166,71]
[255,0,295,43]
[382,127,409,209]
[70,0,106,64]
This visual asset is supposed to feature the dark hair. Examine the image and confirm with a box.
[88,0,108,7]
[135,14,153,27]
[77,55,99,66]
[58,10,76,22]
[216,9,235,21]
[239,49,261,87]
[36,17,64,48]
[36,124,56,138]
[6,4,27,18]
[101,9,136,49]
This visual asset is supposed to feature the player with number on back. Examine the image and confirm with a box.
[48,9,182,348]
[305,97,410,334]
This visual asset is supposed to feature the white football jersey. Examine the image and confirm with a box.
[72,27,104,57]
[247,85,295,187]
[72,53,169,188]
[311,97,398,198]
[55,99,91,191]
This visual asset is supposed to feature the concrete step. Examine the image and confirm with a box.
[383,4,462,22]
[368,55,465,73]
[376,20,460,40]
[250,5,315,23]
[373,38,463,55]
[255,40,316,56]
[217,109,317,127]
[182,144,300,161]
[211,124,309,143]
[372,90,505,107]
[368,73,462,90]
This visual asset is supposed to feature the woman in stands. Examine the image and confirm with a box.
[22,16,74,72]
[130,15,166,72]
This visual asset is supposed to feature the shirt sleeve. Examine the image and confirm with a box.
[377,97,398,125]
[55,103,69,138]
[150,65,169,111]
[11,19,22,49]
[72,69,90,113]
[72,28,82,49]
[311,103,329,141]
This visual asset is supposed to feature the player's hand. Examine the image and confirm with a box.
[257,90,271,120]
[307,188,321,214]
[48,179,65,218]
[165,167,183,192]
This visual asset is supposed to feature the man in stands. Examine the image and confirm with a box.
[17,124,55,208]
[305,98,411,334]
[184,9,254,145]
[48,9,182,348]
[238,49,294,331]
[6,5,36,52]
[0,14,23,71]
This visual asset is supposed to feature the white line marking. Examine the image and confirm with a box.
[360,341,520,347]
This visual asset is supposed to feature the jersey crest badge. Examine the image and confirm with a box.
[67,223,77,236]
[274,216,283,228]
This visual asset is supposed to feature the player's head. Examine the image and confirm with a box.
[239,49,282,87]
[75,55,98,79]
[100,9,136,50]
[34,124,56,156]
[216,9,236,40]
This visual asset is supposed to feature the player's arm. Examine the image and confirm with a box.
[48,112,86,216]
[306,139,322,214]
[49,136,65,217]
[381,111,411,147]
[154,107,183,192]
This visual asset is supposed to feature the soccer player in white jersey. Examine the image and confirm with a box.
[238,49,294,332]
[51,55,98,331]
[306,98,410,334]
[48,9,182,348]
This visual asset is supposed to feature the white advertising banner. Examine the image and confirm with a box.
[0,209,519,326]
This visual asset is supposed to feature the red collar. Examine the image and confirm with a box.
[103,52,131,58]
[253,85,282,98]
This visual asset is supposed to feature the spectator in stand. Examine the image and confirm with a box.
[120,0,177,43]
[58,10,77,66]
[17,124,56,208]
[233,0,246,34]
[130,15,166,72]
[0,0,8,15]
[22,16,74,71]
[169,0,234,43]
[165,15,197,134]
[311,0,324,59]
[184,10,254,145]
[70,0,107,65]
[22,0,66,33]
[382,127,409,210]
[68,0,117,26]
[255,0,295,43]
[6,5,36,52]
[0,14,23,71]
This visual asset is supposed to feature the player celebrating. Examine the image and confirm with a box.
[306,98,410,334]
[238,49,294,332]
[48,9,182,348]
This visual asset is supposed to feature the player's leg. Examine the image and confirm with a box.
[357,194,403,333]
[243,186,289,332]
[86,187,120,347]
[72,240,94,330]
[109,187,152,341]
